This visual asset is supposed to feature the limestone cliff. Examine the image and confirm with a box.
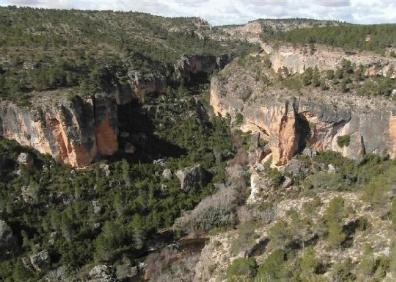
[175,54,231,82]
[210,61,396,165]
[0,54,230,167]
[265,44,396,78]
[0,91,118,167]
[115,54,230,105]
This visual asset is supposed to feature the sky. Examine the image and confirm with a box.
[1,0,396,26]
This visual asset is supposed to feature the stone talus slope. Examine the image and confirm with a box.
[210,62,396,165]
[0,93,118,168]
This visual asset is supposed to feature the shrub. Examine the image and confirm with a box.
[303,172,347,191]
[329,259,355,282]
[226,257,257,280]
[231,221,259,255]
[235,113,244,126]
[268,220,293,250]
[298,247,322,280]
[362,168,396,206]
[302,68,313,86]
[303,196,322,215]
[255,249,287,281]
[357,246,376,279]
[337,135,351,148]
[391,241,396,276]
[323,197,346,248]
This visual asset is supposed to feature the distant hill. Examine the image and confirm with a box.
[0,6,255,101]
[268,24,396,54]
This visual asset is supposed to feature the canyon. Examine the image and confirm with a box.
[2,47,396,168]
[0,55,229,167]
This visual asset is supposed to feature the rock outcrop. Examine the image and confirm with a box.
[175,54,231,82]
[210,62,396,165]
[29,250,50,272]
[266,44,396,78]
[0,91,118,168]
[176,164,208,191]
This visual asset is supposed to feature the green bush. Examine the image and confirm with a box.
[303,171,347,191]
[226,257,257,281]
[255,249,287,282]
[235,113,244,126]
[268,220,293,250]
[298,247,323,281]
[323,197,346,248]
[337,135,351,148]
[329,259,356,281]
[231,221,259,255]
[362,166,396,205]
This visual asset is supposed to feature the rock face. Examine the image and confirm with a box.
[0,91,118,168]
[29,250,50,272]
[88,265,117,282]
[266,44,396,78]
[176,164,208,191]
[210,62,396,165]
[175,54,231,82]
[0,54,230,167]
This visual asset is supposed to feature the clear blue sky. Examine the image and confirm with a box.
[1,0,396,25]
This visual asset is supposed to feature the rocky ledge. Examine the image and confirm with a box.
[264,43,396,78]
[210,60,396,165]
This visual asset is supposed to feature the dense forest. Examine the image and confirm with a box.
[269,24,396,53]
[0,7,257,102]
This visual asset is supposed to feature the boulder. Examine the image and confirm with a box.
[92,201,102,214]
[328,164,336,173]
[89,265,117,282]
[302,147,317,158]
[29,250,50,272]
[99,163,111,177]
[283,159,309,177]
[0,220,16,256]
[17,152,33,167]
[162,169,172,180]
[282,176,293,189]
[176,164,208,191]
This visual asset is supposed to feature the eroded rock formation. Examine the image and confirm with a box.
[210,64,396,165]
[0,54,231,167]
[0,91,118,167]
[265,44,396,78]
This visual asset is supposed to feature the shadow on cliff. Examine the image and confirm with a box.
[296,113,312,153]
[110,102,187,163]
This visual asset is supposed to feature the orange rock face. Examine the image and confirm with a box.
[95,114,118,156]
[210,70,396,165]
[0,92,118,168]
[277,107,299,165]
